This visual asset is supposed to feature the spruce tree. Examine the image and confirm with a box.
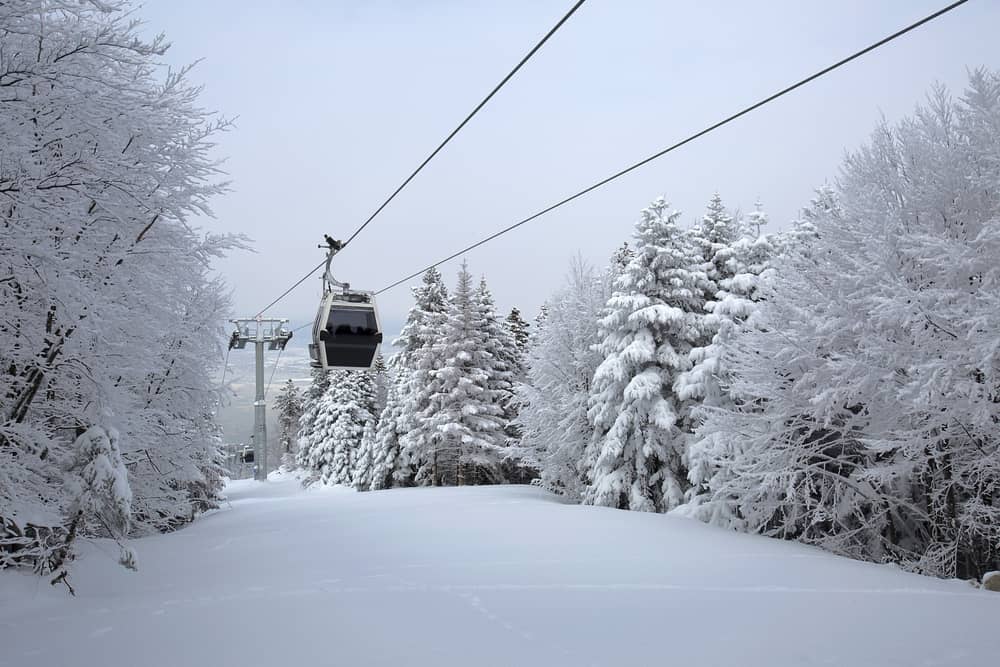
[407,263,506,485]
[385,268,449,486]
[295,368,332,470]
[274,379,303,463]
[585,198,708,512]
[304,370,376,485]
[503,307,530,381]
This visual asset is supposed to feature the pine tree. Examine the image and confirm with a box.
[406,263,506,485]
[274,379,303,464]
[376,269,449,486]
[370,376,404,490]
[503,307,530,381]
[304,370,376,485]
[372,353,389,419]
[585,198,709,512]
[351,417,378,491]
[295,368,332,470]
[610,241,634,275]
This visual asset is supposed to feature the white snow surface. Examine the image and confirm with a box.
[2,473,998,667]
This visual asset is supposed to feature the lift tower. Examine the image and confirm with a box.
[228,316,292,481]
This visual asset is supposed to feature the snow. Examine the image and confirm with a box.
[2,475,998,667]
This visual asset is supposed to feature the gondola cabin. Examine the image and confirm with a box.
[310,290,383,371]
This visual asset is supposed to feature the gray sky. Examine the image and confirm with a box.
[141,0,997,345]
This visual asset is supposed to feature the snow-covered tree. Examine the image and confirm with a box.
[699,70,1000,580]
[369,269,449,487]
[372,353,389,419]
[477,280,517,432]
[296,368,332,470]
[275,380,303,464]
[678,199,778,516]
[0,0,238,577]
[584,198,709,512]
[517,256,612,499]
[405,263,507,485]
[504,308,531,381]
[370,376,405,490]
[351,417,378,491]
[302,371,376,486]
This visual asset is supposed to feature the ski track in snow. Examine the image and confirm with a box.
[1,475,998,667]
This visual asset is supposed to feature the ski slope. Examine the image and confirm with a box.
[2,474,998,667]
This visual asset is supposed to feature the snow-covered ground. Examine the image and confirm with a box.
[2,475,998,667]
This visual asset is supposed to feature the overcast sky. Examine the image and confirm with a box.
[140,0,998,340]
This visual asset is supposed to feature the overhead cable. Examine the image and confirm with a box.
[251,0,587,317]
[374,0,970,295]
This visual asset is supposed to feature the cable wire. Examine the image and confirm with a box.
[253,258,325,319]
[374,0,970,295]
[251,0,586,317]
[264,346,284,397]
[341,0,587,249]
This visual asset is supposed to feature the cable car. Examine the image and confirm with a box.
[309,237,383,371]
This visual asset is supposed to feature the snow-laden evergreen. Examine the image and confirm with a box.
[404,264,507,485]
[698,70,1000,579]
[0,0,238,577]
[275,379,303,464]
[370,371,405,491]
[585,198,709,512]
[677,198,779,517]
[377,268,449,486]
[503,307,531,381]
[517,257,613,499]
[295,368,332,469]
[302,370,376,486]
[351,417,378,491]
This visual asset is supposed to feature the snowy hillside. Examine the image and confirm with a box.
[2,477,997,667]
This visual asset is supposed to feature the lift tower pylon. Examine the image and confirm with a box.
[228,316,292,481]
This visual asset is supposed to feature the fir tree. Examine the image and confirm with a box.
[385,268,449,486]
[303,370,376,486]
[370,376,404,490]
[585,198,708,512]
[274,379,303,463]
[351,417,378,491]
[295,368,332,470]
[503,307,530,381]
[406,263,506,485]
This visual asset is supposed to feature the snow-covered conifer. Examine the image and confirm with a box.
[351,417,378,491]
[275,380,303,464]
[303,370,376,486]
[405,263,506,485]
[296,368,332,469]
[373,268,448,486]
[504,308,531,381]
[584,198,708,512]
